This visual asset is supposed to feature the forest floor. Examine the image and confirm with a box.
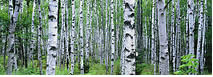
[0,56,211,75]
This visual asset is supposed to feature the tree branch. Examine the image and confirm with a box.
[164,0,172,10]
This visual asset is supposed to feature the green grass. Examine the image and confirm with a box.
[136,63,154,75]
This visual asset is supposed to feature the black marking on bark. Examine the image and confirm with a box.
[127,53,135,59]
[125,33,133,39]
[125,59,131,62]
[161,56,165,60]
[129,13,134,17]
[50,46,57,51]
[124,47,130,52]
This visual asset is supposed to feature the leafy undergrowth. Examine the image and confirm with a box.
[136,63,154,75]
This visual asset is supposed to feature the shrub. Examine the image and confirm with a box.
[174,54,199,75]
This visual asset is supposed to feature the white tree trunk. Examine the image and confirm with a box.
[185,3,189,55]
[79,0,84,74]
[122,0,136,75]
[7,0,20,75]
[46,0,58,75]
[85,0,90,65]
[171,0,176,72]
[30,0,37,68]
[157,0,169,75]
[188,0,195,74]
[38,0,43,75]
[110,0,115,75]
[196,0,204,73]
[105,0,109,73]
[151,0,155,65]
[65,0,69,71]
[70,0,75,75]
[200,0,207,74]
[100,0,104,65]
[176,0,181,71]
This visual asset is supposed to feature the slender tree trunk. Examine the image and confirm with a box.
[65,0,69,72]
[100,0,104,65]
[20,0,23,13]
[105,0,109,74]
[151,0,157,74]
[171,0,176,72]
[176,0,181,71]
[70,0,75,75]
[200,0,207,74]
[196,0,204,74]
[157,0,169,75]
[185,2,189,55]
[85,0,90,66]
[110,0,115,75]
[46,0,58,75]
[188,0,195,74]
[122,0,136,75]
[89,1,93,58]
[38,0,43,75]
[7,0,20,75]
[79,0,84,74]
[30,0,38,68]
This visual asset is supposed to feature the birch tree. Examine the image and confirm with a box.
[176,0,181,71]
[157,0,169,75]
[46,0,58,75]
[110,0,115,75]
[79,0,84,74]
[123,0,136,75]
[171,0,176,72]
[188,0,195,56]
[7,0,21,75]
[196,0,204,73]
[85,0,90,65]
[151,0,156,74]
[200,0,207,74]
[30,0,37,67]
[70,0,75,75]
[38,0,43,75]
[105,0,109,73]
[65,0,69,71]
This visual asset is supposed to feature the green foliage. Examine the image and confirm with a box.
[86,63,106,75]
[136,63,153,75]
[0,64,6,75]
[73,63,80,75]
[174,54,199,75]
[55,66,70,75]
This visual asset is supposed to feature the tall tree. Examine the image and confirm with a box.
[176,0,181,71]
[200,0,207,74]
[122,0,136,75]
[70,0,75,75]
[171,0,176,72]
[188,0,195,55]
[196,0,204,73]
[30,0,37,68]
[105,0,109,74]
[110,0,115,75]
[151,0,156,74]
[65,0,69,72]
[79,0,84,74]
[157,0,169,75]
[38,0,43,75]
[188,0,195,75]
[7,0,20,75]
[85,0,90,65]
[46,0,58,75]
